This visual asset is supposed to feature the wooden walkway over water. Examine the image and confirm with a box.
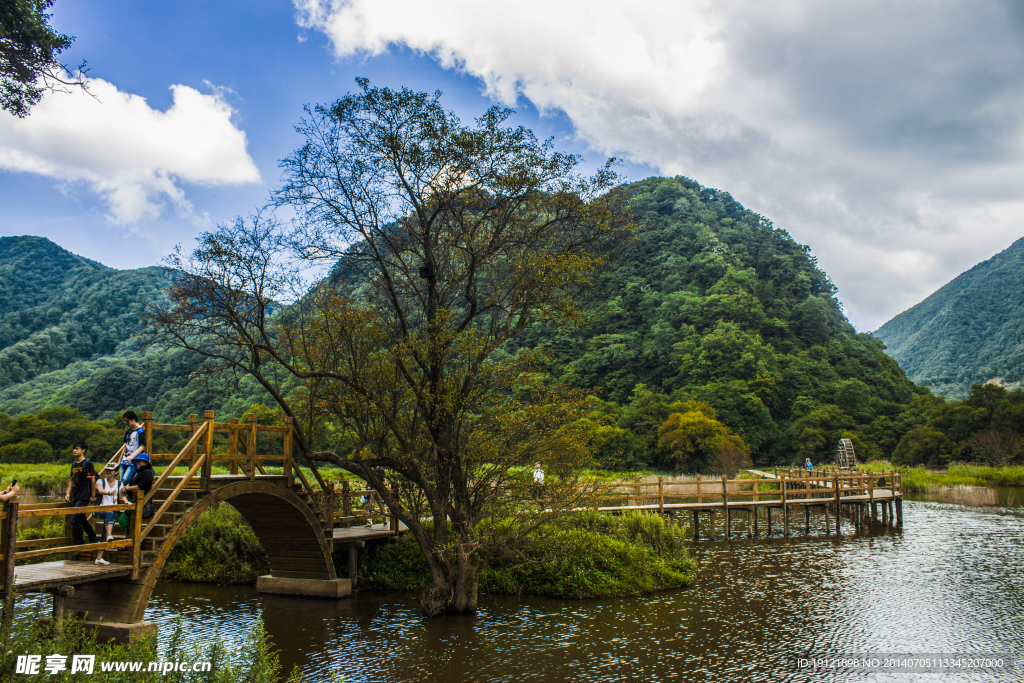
[595,469,903,539]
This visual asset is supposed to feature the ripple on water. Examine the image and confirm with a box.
[138,500,1023,682]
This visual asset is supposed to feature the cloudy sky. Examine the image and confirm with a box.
[1,0,1022,330]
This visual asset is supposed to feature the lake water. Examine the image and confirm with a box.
[138,496,1023,682]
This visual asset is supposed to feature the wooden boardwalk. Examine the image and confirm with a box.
[14,561,132,592]
[595,469,904,539]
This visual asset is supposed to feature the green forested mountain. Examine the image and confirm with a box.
[0,236,166,388]
[511,177,921,468]
[0,236,269,422]
[875,237,1024,399]
[3,180,1022,470]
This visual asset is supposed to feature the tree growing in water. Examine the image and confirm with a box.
[145,81,630,614]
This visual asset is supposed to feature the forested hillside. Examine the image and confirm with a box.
[0,237,269,422]
[3,179,1022,470]
[511,177,922,469]
[0,236,166,388]
[875,237,1024,399]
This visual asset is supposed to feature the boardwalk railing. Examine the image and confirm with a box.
[331,481,400,532]
[592,469,903,538]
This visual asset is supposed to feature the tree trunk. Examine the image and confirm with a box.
[451,542,479,613]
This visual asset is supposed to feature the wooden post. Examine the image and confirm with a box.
[753,477,759,502]
[202,410,215,491]
[747,507,753,538]
[804,504,810,534]
[782,478,789,536]
[141,412,154,455]
[833,474,841,535]
[722,476,729,539]
[188,413,199,470]
[752,506,758,536]
[348,546,358,589]
[228,418,239,475]
[390,481,399,533]
[283,416,294,489]
[246,414,257,481]
[131,496,142,581]
[634,482,641,507]
[708,510,715,541]
[1,502,17,599]
[868,474,874,524]
[767,506,772,535]
[895,498,903,527]
[696,476,702,504]
[342,480,352,529]
[658,477,664,516]
[824,502,830,533]
[692,510,699,541]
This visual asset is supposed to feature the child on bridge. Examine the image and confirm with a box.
[120,411,147,488]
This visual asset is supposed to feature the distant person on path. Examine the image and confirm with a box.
[120,411,147,488]
[93,466,120,566]
[805,458,813,471]
[65,441,98,559]
[0,480,20,502]
[532,462,545,502]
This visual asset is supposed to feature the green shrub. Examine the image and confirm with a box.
[162,504,269,584]
[360,512,696,599]
[0,439,54,464]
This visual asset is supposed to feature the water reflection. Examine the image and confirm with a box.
[145,500,1023,682]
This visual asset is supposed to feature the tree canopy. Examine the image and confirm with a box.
[0,0,79,117]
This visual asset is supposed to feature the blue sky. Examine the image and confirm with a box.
[2,0,1022,330]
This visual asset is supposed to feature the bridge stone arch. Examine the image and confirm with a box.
[64,479,343,628]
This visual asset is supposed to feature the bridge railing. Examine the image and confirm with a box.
[594,470,901,513]
[330,481,400,533]
[0,497,145,594]
[134,410,329,522]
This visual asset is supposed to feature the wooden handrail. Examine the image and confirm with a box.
[142,421,209,508]
[140,453,206,541]
[20,503,133,518]
[15,538,134,562]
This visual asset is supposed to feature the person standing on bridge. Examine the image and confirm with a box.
[65,441,98,559]
[120,411,147,489]
[92,466,120,566]
[805,458,813,472]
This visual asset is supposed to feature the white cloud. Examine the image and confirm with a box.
[0,77,260,224]
[295,0,1024,329]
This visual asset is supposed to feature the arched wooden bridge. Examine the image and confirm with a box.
[0,412,399,642]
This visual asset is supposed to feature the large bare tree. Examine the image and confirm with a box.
[145,81,631,613]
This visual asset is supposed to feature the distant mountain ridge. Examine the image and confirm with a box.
[875,237,1024,398]
[0,236,168,389]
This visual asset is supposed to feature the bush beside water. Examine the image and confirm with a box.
[162,504,269,584]
[360,511,697,599]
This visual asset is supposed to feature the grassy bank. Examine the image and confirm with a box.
[359,511,697,599]
[859,462,1024,492]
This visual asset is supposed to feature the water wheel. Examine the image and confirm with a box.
[836,438,857,470]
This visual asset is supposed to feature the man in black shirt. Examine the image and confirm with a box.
[65,441,98,556]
